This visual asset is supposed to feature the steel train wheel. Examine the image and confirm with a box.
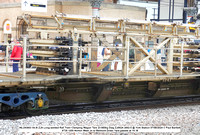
[22,102,43,116]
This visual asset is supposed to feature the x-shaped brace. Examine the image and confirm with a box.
[96,51,123,71]
[96,36,124,71]
[129,37,170,75]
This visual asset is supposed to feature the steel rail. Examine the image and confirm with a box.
[1,95,200,120]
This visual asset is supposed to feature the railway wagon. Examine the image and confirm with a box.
[0,13,200,115]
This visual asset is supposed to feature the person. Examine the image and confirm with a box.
[102,47,111,71]
[114,44,119,71]
[10,41,23,72]
[26,52,33,68]
[0,41,6,52]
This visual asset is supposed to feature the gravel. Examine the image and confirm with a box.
[0,104,200,135]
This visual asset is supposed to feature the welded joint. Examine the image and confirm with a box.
[54,16,62,29]
[90,18,96,32]
[148,23,153,34]
[173,25,178,35]
[118,19,126,33]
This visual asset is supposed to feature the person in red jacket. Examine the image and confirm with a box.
[11,41,23,72]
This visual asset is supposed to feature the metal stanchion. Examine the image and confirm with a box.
[6,44,9,72]
[22,37,27,81]
[180,42,184,76]
[126,37,129,78]
[155,48,157,77]
[79,46,82,77]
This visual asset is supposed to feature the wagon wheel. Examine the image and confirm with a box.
[21,102,43,116]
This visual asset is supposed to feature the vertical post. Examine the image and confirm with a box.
[167,39,174,74]
[169,0,171,22]
[158,0,160,21]
[91,34,98,71]
[89,0,102,72]
[172,0,175,22]
[86,46,90,72]
[72,31,79,75]
[123,34,127,76]
[126,37,129,78]
[143,35,146,70]
[183,0,187,23]
[6,44,9,72]
[155,48,157,77]
[4,35,9,72]
[23,36,27,80]
[180,41,184,76]
[79,46,82,77]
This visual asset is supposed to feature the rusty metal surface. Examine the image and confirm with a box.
[0,71,199,87]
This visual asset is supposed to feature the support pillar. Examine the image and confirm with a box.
[6,44,9,72]
[122,35,128,76]
[22,36,27,81]
[167,38,176,74]
[72,30,79,75]
[91,34,98,71]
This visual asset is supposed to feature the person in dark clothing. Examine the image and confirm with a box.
[0,41,6,52]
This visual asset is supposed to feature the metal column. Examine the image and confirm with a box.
[6,44,9,72]
[72,31,79,75]
[183,0,187,23]
[22,37,27,80]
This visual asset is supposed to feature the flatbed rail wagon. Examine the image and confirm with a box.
[0,13,200,114]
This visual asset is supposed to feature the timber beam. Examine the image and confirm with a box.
[129,38,170,75]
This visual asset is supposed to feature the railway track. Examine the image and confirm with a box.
[1,95,200,120]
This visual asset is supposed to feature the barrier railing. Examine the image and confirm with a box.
[1,36,200,81]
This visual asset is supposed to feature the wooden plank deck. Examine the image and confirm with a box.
[0,70,199,87]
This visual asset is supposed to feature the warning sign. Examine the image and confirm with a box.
[21,0,47,12]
